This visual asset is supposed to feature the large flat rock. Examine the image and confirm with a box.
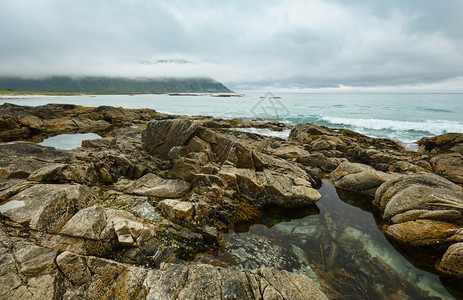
[143,263,328,300]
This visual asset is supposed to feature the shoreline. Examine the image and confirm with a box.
[0,103,462,298]
[2,92,461,146]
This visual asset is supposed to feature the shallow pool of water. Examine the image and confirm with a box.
[39,133,101,150]
[199,180,461,299]
[0,200,25,213]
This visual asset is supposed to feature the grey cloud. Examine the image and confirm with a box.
[1,0,462,91]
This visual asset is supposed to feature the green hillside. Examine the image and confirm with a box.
[0,77,233,94]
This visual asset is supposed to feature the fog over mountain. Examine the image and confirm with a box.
[1,0,463,91]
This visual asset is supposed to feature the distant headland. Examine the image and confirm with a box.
[0,76,233,94]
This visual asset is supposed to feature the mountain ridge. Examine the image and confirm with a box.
[0,76,233,94]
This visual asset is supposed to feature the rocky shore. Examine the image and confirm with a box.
[0,103,462,299]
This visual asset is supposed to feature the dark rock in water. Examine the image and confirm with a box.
[439,242,463,278]
[374,173,463,252]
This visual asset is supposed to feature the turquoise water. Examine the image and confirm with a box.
[200,180,460,299]
[2,93,463,143]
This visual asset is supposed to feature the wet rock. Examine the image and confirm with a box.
[143,263,327,300]
[390,210,462,224]
[221,228,312,275]
[439,243,463,278]
[331,161,395,196]
[200,225,220,245]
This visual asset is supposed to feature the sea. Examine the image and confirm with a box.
[2,92,462,146]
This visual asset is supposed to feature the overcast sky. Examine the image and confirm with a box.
[1,0,463,91]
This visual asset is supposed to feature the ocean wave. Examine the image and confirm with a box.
[316,116,463,136]
[230,127,291,139]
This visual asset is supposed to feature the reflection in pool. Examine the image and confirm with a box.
[199,180,459,299]
[39,133,101,150]
[0,200,25,213]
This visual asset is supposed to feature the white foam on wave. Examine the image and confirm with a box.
[230,128,291,139]
[319,116,463,136]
